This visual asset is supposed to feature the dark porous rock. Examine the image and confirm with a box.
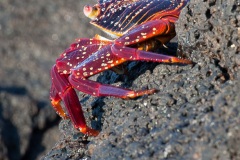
[44,0,240,159]
[176,0,240,80]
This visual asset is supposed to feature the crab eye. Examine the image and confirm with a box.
[83,5,100,20]
[83,5,92,16]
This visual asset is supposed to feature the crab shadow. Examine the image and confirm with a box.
[87,42,186,132]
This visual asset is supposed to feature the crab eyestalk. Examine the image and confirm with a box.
[83,5,100,20]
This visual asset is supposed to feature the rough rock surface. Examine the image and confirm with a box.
[44,0,240,160]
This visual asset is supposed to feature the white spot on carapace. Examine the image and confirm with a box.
[83,72,88,76]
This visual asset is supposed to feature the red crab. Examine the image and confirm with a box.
[50,0,191,136]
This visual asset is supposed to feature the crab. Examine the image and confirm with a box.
[50,0,191,136]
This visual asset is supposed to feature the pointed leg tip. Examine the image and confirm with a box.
[147,89,157,94]
[51,100,69,119]
[126,89,157,99]
[62,114,69,119]
[170,57,193,64]
[80,127,100,137]
[183,59,194,64]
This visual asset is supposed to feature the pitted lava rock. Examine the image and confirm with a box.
[176,0,240,80]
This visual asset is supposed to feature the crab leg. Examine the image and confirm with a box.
[116,19,177,46]
[69,75,156,99]
[112,44,192,64]
[56,37,112,74]
[50,65,99,136]
[50,84,69,119]
[63,37,111,54]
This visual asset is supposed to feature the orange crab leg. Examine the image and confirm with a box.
[69,75,156,99]
[112,44,192,64]
[50,65,99,136]
[50,84,69,119]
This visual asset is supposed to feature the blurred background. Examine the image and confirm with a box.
[0,0,102,159]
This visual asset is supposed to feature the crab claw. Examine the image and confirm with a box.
[83,5,100,20]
